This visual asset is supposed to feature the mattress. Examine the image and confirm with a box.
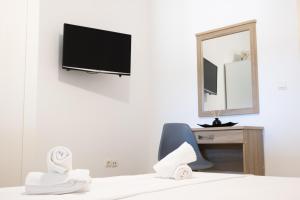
[1,172,300,200]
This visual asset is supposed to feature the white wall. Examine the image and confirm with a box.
[0,0,27,186]
[22,0,153,179]
[150,0,300,176]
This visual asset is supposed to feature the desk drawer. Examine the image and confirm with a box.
[195,130,243,144]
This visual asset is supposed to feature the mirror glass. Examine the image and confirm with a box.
[202,31,253,112]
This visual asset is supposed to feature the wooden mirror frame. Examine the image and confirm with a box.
[196,20,259,117]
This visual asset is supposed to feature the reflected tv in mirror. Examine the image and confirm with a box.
[204,58,218,95]
[62,23,131,75]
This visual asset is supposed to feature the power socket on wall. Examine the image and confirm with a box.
[106,160,118,168]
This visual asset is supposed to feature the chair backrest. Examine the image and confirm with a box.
[158,123,200,160]
[158,123,213,170]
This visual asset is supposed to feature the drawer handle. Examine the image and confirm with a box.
[198,135,214,140]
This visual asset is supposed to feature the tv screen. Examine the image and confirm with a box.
[203,58,218,95]
[62,23,131,75]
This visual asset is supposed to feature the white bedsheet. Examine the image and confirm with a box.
[1,172,300,200]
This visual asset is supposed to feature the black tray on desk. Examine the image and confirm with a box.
[197,122,238,128]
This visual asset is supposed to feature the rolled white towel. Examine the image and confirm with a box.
[47,146,72,174]
[25,169,91,195]
[153,142,196,178]
[172,164,193,180]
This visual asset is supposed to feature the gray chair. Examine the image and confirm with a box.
[158,123,213,170]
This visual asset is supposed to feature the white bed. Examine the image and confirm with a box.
[1,172,300,200]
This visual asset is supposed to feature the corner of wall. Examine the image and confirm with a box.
[21,0,40,183]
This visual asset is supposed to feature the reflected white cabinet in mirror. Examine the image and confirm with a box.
[196,20,259,117]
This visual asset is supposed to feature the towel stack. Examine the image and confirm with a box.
[25,146,91,195]
[153,142,196,180]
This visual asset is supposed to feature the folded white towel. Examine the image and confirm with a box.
[153,142,196,178]
[25,169,91,195]
[173,164,193,180]
[47,146,72,174]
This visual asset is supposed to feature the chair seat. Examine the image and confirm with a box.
[189,159,214,171]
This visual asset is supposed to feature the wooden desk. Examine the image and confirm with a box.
[192,126,264,175]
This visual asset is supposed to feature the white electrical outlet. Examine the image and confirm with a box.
[106,160,118,168]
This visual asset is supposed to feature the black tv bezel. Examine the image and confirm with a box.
[62,23,131,76]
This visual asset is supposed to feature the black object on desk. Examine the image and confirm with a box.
[197,118,238,128]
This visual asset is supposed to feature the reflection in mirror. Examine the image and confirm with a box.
[203,31,253,111]
[196,20,259,117]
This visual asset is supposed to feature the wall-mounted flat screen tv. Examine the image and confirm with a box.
[204,58,218,95]
[62,23,131,75]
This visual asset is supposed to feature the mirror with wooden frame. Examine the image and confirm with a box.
[196,20,259,117]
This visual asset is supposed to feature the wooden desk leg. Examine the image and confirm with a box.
[243,133,249,174]
[243,130,264,175]
[257,131,265,175]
